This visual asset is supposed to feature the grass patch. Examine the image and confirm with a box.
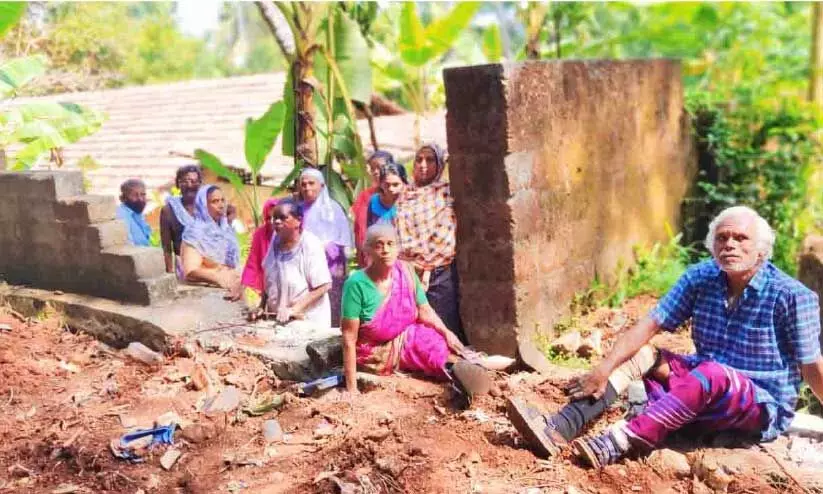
[594,228,695,308]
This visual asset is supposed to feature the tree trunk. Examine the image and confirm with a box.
[294,57,317,166]
[810,2,823,105]
[255,1,295,60]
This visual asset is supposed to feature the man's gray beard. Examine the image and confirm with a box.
[718,256,761,274]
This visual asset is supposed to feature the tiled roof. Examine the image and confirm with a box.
[11,73,446,197]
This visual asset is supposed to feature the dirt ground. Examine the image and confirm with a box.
[0,299,811,494]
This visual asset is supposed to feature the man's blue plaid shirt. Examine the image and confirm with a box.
[649,260,821,440]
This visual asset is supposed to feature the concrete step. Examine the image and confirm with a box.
[55,194,117,225]
[101,246,167,280]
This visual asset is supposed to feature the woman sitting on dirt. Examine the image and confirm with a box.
[181,185,242,300]
[249,198,333,327]
[340,224,513,395]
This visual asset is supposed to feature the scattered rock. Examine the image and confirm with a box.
[215,362,233,377]
[551,332,582,355]
[58,361,80,373]
[203,386,242,415]
[160,449,182,470]
[467,451,482,464]
[178,342,197,358]
[691,453,733,491]
[577,330,603,358]
[118,415,137,429]
[155,411,185,429]
[262,420,283,443]
[406,445,427,457]
[124,342,163,366]
[365,429,391,442]
[189,364,212,392]
[306,335,343,373]
[377,412,394,426]
[51,484,82,494]
[181,424,215,444]
[375,457,403,476]
[0,323,12,332]
[647,448,691,479]
[313,421,335,439]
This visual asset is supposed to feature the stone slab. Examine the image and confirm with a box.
[0,283,244,351]
[196,321,342,382]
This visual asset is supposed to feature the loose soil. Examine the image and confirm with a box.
[0,300,808,493]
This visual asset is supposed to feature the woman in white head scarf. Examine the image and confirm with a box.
[298,168,353,326]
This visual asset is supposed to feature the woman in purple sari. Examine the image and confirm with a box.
[340,224,513,395]
[298,168,353,327]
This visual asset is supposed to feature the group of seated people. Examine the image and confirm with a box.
[116,150,823,469]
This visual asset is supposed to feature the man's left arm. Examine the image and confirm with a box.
[786,289,822,399]
[802,358,823,403]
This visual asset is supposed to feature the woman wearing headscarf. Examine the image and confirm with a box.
[298,168,354,327]
[240,197,280,294]
[181,184,242,300]
[352,150,394,268]
[160,165,202,278]
[396,143,464,342]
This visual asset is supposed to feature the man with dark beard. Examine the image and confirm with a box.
[159,165,202,277]
[116,178,151,246]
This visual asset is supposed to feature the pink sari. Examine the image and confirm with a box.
[356,262,450,379]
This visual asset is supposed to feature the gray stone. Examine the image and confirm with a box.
[262,419,283,443]
[203,386,242,414]
[647,449,691,479]
[54,194,117,225]
[102,247,167,280]
[306,335,343,373]
[160,449,182,470]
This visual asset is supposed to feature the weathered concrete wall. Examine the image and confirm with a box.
[798,235,823,348]
[0,171,176,305]
[444,60,696,357]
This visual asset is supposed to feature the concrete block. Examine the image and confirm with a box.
[444,60,695,355]
[55,195,117,225]
[0,196,19,222]
[115,273,177,306]
[16,198,56,225]
[0,172,27,198]
[23,171,84,199]
[101,246,166,280]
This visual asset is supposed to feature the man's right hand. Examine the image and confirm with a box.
[565,366,610,400]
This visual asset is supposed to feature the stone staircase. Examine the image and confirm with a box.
[0,170,175,305]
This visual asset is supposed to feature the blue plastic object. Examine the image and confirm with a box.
[298,374,344,395]
[113,424,176,462]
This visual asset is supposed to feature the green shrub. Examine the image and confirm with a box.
[684,94,820,275]
[596,228,696,308]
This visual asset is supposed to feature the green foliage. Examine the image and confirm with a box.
[482,25,503,63]
[0,8,104,170]
[0,2,24,37]
[797,384,823,417]
[597,231,696,308]
[534,331,592,370]
[196,101,287,227]
[685,95,820,275]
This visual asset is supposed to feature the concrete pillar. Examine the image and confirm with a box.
[443,60,696,357]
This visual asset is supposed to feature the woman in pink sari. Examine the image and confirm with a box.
[241,198,280,293]
[341,224,513,395]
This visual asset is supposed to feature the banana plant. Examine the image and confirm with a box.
[0,2,104,171]
[256,1,374,211]
[374,2,480,146]
[194,100,286,227]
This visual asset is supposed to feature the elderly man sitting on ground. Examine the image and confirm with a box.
[508,206,823,468]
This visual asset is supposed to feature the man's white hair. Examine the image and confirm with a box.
[365,223,397,248]
[704,206,775,259]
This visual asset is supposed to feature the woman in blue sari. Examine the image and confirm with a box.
[181,184,242,300]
